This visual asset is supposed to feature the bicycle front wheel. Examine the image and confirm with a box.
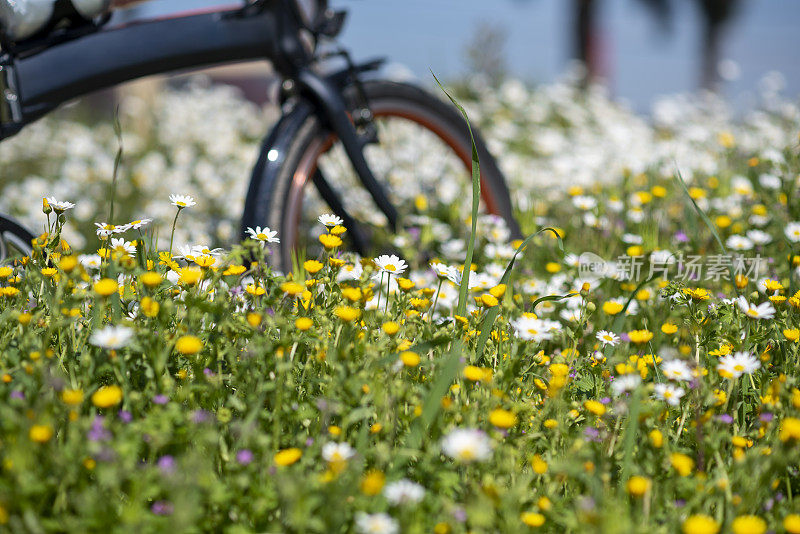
[249,80,519,270]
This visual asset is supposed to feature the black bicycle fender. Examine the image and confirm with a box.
[239,59,385,240]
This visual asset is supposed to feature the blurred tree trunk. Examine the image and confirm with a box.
[697,0,739,91]
[573,0,600,85]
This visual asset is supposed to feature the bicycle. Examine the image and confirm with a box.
[0,0,521,269]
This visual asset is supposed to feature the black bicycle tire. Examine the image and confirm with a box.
[246,79,519,270]
[0,214,36,262]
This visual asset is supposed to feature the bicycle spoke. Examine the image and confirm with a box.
[311,168,369,256]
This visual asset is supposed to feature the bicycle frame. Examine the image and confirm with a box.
[1,2,306,138]
[0,0,399,229]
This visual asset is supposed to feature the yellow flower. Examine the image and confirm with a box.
[295,317,313,331]
[175,335,203,356]
[178,267,202,286]
[479,293,498,307]
[784,514,800,534]
[93,278,118,297]
[139,272,163,288]
[223,264,247,276]
[784,329,800,342]
[304,260,324,274]
[682,514,719,534]
[140,296,160,318]
[684,287,710,301]
[29,424,53,443]
[670,452,694,476]
[335,306,361,322]
[520,512,545,527]
[661,323,678,334]
[382,321,400,336]
[628,329,654,344]
[626,476,651,497]
[281,281,305,296]
[731,516,766,534]
[359,470,385,496]
[91,385,123,408]
[602,301,624,315]
[194,255,216,268]
[545,262,560,273]
[246,284,266,296]
[488,408,517,428]
[274,448,302,466]
[649,429,663,448]
[397,277,415,291]
[543,419,558,429]
[59,255,78,273]
[17,312,32,326]
[341,287,362,302]
[463,365,492,382]
[61,389,84,406]
[530,454,548,474]
[400,351,420,367]
[247,313,262,327]
[0,266,12,278]
[584,400,606,416]
[319,234,342,249]
[779,417,800,442]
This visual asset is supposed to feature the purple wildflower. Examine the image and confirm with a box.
[191,410,211,424]
[153,394,168,405]
[236,449,254,465]
[151,501,174,516]
[717,414,734,424]
[118,410,132,423]
[157,455,175,474]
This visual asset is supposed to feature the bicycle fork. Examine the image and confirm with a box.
[293,66,399,233]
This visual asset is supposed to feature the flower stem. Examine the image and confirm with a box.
[168,208,182,260]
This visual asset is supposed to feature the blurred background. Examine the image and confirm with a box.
[123,0,800,111]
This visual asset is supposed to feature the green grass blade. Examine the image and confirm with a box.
[431,72,480,318]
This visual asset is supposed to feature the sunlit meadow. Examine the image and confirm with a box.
[1,72,800,532]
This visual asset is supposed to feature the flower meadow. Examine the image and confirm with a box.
[2,74,800,532]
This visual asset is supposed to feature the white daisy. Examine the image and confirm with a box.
[321,442,355,463]
[45,197,75,212]
[336,262,363,283]
[785,222,800,243]
[758,173,782,189]
[746,229,772,245]
[169,194,196,209]
[374,254,407,276]
[654,383,685,406]
[611,374,642,396]
[79,254,102,270]
[725,235,753,251]
[596,330,620,347]
[511,316,555,342]
[441,428,492,463]
[109,238,136,256]
[384,479,425,505]
[246,226,280,244]
[572,196,597,210]
[717,351,760,378]
[736,296,775,320]
[661,359,692,381]
[90,325,134,350]
[318,214,344,228]
[128,218,153,230]
[94,222,123,237]
[430,261,452,280]
[355,513,399,534]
